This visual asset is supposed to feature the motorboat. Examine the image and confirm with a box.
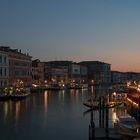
[115,115,140,137]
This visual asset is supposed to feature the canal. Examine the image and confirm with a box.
[0,89,127,140]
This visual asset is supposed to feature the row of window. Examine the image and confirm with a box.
[14,62,31,67]
[0,80,8,87]
[15,71,31,76]
[0,55,7,64]
[0,67,8,77]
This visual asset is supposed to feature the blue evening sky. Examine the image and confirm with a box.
[0,0,140,71]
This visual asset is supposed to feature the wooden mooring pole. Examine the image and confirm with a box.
[89,111,95,140]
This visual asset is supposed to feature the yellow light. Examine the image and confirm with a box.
[32,84,38,87]
[113,92,116,96]
[112,112,117,123]
[127,98,139,108]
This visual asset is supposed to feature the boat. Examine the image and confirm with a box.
[10,87,30,100]
[0,87,13,101]
[115,116,140,137]
[45,83,65,90]
[67,83,83,89]
[83,96,116,109]
[83,97,99,109]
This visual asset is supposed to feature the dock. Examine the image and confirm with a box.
[89,127,140,140]
[93,128,122,140]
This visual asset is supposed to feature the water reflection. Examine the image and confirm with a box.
[4,102,8,122]
[43,91,48,126]
[32,95,36,108]
[0,101,13,123]
[0,88,129,140]
[15,101,20,127]
[44,91,48,113]
[70,89,75,97]
[58,90,65,104]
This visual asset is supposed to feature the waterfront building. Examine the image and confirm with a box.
[111,71,120,85]
[44,61,72,85]
[111,71,140,86]
[68,63,81,88]
[111,71,127,91]
[0,46,32,87]
[125,72,140,83]
[111,71,124,85]
[80,65,88,84]
[32,59,45,86]
[69,63,81,83]
[0,50,9,87]
[68,63,88,85]
[79,61,111,86]
[44,61,88,88]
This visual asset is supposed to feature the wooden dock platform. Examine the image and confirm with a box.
[94,128,121,139]
[92,128,139,140]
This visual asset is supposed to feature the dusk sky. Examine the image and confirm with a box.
[0,0,140,72]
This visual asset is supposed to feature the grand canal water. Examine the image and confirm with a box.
[0,88,127,140]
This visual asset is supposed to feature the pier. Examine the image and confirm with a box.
[94,128,121,139]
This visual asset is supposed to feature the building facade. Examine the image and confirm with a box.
[0,46,32,87]
[44,61,88,87]
[44,61,72,85]
[32,59,45,86]
[0,51,9,87]
[79,61,111,86]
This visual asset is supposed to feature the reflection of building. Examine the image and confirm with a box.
[79,61,111,86]
[32,59,44,85]
[0,46,32,87]
[0,50,9,87]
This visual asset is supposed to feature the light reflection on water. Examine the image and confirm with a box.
[15,101,20,127]
[44,91,48,113]
[0,88,127,140]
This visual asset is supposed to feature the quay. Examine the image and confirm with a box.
[94,128,121,140]
[90,127,140,140]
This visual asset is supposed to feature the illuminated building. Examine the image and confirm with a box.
[0,46,32,87]
[44,61,71,85]
[32,59,44,86]
[44,61,87,86]
[79,61,111,86]
[0,50,9,87]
